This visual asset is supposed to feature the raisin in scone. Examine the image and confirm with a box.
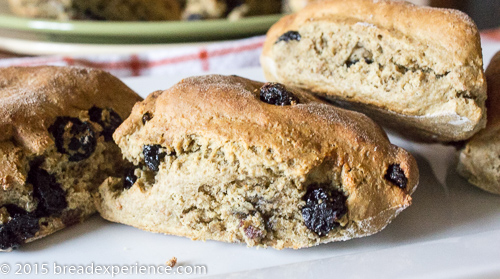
[8,0,181,21]
[457,52,500,195]
[0,66,142,251]
[261,0,487,142]
[95,75,418,249]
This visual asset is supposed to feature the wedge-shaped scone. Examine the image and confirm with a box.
[261,0,487,142]
[0,66,142,251]
[95,75,418,249]
[458,52,500,195]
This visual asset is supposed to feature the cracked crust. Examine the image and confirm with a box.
[0,66,142,251]
[261,0,486,142]
[458,52,500,195]
[95,74,419,249]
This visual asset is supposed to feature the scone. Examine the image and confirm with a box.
[0,66,142,251]
[94,75,419,249]
[261,0,487,142]
[8,0,181,21]
[457,52,500,195]
[182,0,281,21]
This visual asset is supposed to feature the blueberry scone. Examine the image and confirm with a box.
[457,52,500,195]
[8,0,181,21]
[261,0,487,142]
[0,66,142,251]
[95,75,418,249]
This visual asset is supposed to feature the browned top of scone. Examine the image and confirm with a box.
[486,51,500,128]
[0,66,142,154]
[262,0,482,69]
[114,75,418,221]
[0,66,142,195]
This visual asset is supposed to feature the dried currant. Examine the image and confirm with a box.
[88,106,123,141]
[28,164,68,217]
[260,83,299,106]
[275,31,301,44]
[123,167,138,189]
[49,117,97,162]
[142,112,152,125]
[0,205,40,250]
[301,185,347,236]
[143,145,169,171]
[385,164,407,189]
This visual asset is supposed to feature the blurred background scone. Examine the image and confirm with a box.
[457,51,500,195]
[8,0,282,21]
[8,0,182,21]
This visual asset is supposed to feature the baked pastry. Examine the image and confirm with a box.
[8,0,181,21]
[261,0,487,142]
[95,75,418,249]
[182,0,281,21]
[0,66,142,251]
[457,52,500,195]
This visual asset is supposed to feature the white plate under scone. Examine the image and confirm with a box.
[3,58,500,278]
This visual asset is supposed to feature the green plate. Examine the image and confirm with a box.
[0,12,282,44]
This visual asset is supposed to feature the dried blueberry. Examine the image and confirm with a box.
[0,226,19,250]
[260,83,299,106]
[275,31,301,44]
[27,165,67,217]
[301,185,347,236]
[0,205,40,250]
[7,214,39,241]
[143,145,169,171]
[49,117,97,162]
[385,164,407,189]
[142,112,152,125]
[123,167,138,189]
[88,106,123,141]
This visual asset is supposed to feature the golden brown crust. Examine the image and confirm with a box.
[458,52,500,195]
[261,0,486,142]
[0,66,142,250]
[0,66,142,154]
[98,75,419,249]
[263,0,481,66]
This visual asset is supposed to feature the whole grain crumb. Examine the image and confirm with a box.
[165,257,177,267]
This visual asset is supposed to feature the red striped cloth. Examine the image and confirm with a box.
[0,36,265,77]
[482,28,500,42]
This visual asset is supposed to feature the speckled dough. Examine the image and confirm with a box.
[8,0,181,21]
[261,0,487,142]
[458,52,500,195]
[0,66,142,251]
[95,75,419,249]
